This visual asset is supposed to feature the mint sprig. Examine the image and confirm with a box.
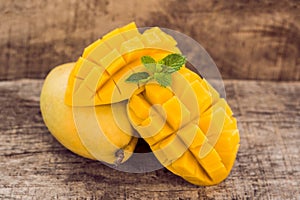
[125,53,186,87]
[154,72,172,87]
[159,53,186,71]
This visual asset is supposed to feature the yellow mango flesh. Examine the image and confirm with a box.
[61,22,239,186]
[40,63,137,164]
[127,68,240,186]
[65,22,180,106]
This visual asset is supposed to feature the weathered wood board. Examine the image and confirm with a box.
[0,79,299,199]
[0,0,299,81]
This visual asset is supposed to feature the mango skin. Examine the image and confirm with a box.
[40,63,94,159]
[40,63,137,164]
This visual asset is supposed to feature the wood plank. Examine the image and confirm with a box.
[0,0,299,81]
[0,79,299,199]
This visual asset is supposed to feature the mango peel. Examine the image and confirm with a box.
[40,63,137,165]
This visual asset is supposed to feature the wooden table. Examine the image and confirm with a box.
[1,79,299,199]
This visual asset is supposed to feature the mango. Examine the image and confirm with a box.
[65,22,180,106]
[40,63,137,164]
[45,22,240,186]
[127,68,240,185]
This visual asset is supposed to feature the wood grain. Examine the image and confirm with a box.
[0,0,299,81]
[0,79,299,199]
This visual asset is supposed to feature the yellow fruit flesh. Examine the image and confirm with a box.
[40,63,137,164]
[127,68,240,186]
[65,22,181,106]
[60,22,239,186]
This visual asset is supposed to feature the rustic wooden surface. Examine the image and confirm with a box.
[0,79,299,199]
[0,0,299,81]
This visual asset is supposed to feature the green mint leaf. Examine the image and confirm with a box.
[127,53,186,88]
[159,53,186,71]
[158,60,165,65]
[155,64,163,73]
[141,56,156,73]
[139,76,153,83]
[141,56,156,64]
[144,64,156,73]
[162,65,177,74]
[154,72,172,87]
[125,72,150,83]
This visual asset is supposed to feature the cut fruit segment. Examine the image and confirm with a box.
[119,22,140,40]
[120,37,145,62]
[214,130,240,153]
[83,39,101,59]
[198,147,228,183]
[144,83,174,105]
[151,133,187,165]
[80,67,106,93]
[177,124,207,151]
[161,96,191,131]
[63,22,239,186]
[83,40,111,64]
[103,31,126,51]
[133,108,171,139]
[65,22,181,106]
[218,144,240,170]
[65,58,107,106]
[199,98,236,135]
[142,27,177,50]
[100,49,126,75]
[129,94,151,120]
[169,151,212,185]
[94,51,178,105]
[102,28,121,40]
[127,66,239,186]
[120,37,144,55]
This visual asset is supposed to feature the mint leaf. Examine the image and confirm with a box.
[139,76,153,83]
[127,53,186,87]
[125,72,150,83]
[157,60,165,65]
[154,73,172,87]
[155,64,163,73]
[141,56,156,73]
[141,56,156,65]
[159,53,186,71]
[162,65,177,74]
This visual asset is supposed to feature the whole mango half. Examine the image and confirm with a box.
[40,63,137,165]
[127,67,240,185]
[64,23,180,106]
